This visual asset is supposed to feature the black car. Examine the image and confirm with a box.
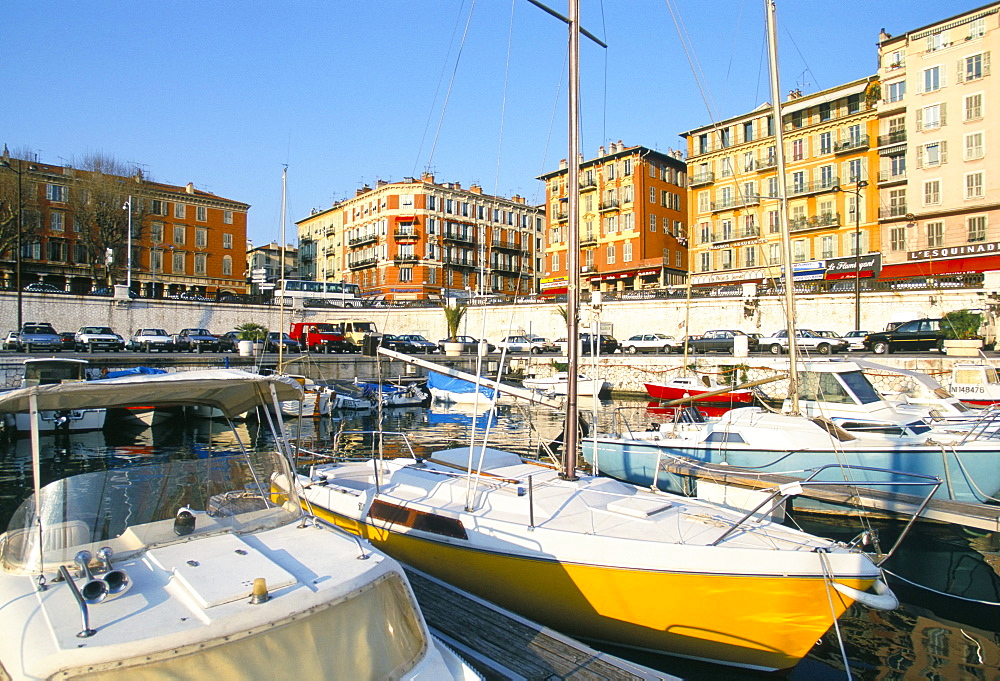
[580,333,619,354]
[684,329,760,354]
[380,334,424,354]
[218,331,241,352]
[264,332,301,353]
[863,319,946,354]
[58,332,76,350]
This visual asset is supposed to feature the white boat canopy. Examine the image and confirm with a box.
[0,369,303,418]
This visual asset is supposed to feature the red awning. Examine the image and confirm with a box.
[540,287,567,296]
[880,253,1000,279]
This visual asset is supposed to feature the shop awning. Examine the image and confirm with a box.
[880,253,1000,279]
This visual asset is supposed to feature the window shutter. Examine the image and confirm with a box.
[941,141,948,164]
[916,146,924,168]
[941,102,947,126]
[941,69,947,88]
[984,51,992,76]
[915,108,923,131]
[957,59,965,84]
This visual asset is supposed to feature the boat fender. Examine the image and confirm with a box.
[831,577,898,611]
[778,481,803,497]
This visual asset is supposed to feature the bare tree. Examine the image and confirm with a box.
[0,147,40,273]
[69,152,150,287]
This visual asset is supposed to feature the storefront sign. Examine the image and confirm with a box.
[589,270,637,282]
[825,253,882,279]
[691,268,767,285]
[709,238,766,250]
[637,269,659,277]
[907,242,1000,261]
[540,276,567,290]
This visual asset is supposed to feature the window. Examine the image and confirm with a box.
[196,206,208,222]
[819,166,834,188]
[791,110,803,129]
[819,102,832,121]
[926,221,944,248]
[172,251,185,273]
[623,242,633,262]
[890,226,907,251]
[49,212,65,232]
[606,163,616,180]
[965,93,984,120]
[174,203,186,219]
[768,176,778,198]
[698,134,709,154]
[792,171,805,193]
[46,241,66,262]
[623,213,634,231]
[923,66,942,92]
[194,252,207,275]
[965,132,985,160]
[720,157,733,178]
[224,210,233,224]
[919,142,946,167]
[889,188,906,217]
[888,153,906,178]
[150,221,164,243]
[820,235,835,259]
[964,53,987,82]
[721,249,733,269]
[649,214,657,231]
[848,230,862,256]
[675,251,682,267]
[919,104,944,129]
[886,80,906,102]
[793,240,808,263]
[791,139,804,161]
[399,268,413,282]
[698,191,710,213]
[719,128,731,147]
[768,210,779,233]
[926,32,944,52]
[743,121,754,142]
[46,184,68,202]
[700,252,710,272]
[623,185,633,203]
[428,267,437,284]
[173,225,186,244]
[223,233,233,249]
[769,243,781,265]
[73,243,89,263]
[551,252,559,271]
[218,255,231,276]
[151,200,167,216]
[745,246,757,267]
[606,244,616,264]
[195,228,208,248]
[743,151,755,172]
[969,215,987,242]
[924,180,941,205]
[819,132,832,154]
[623,158,632,175]
[847,93,861,114]
[969,18,986,39]
[966,172,984,199]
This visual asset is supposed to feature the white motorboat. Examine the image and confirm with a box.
[9,359,105,433]
[427,371,497,406]
[522,372,610,397]
[946,362,1000,406]
[0,369,478,680]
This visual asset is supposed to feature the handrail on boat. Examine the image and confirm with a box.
[956,410,1000,444]
[710,464,941,567]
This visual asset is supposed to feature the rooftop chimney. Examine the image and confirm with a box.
[185,182,195,194]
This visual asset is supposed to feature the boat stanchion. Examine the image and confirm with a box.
[59,565,97,638]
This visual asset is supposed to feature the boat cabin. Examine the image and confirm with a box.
[949,363,1000,405]
[21,358,91,387]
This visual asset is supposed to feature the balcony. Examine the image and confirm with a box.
[393,228,420,241]
[788,213,842,233]
[491,262,521,275]
[393,255,420,265]
[579,178,597,190]
[689,172,715,187]
[710,196,762,213]
[442,231,475,244]
[348,257,377,270]
[553,210,568,223]
[877,130,907,147]
[877,170,907,185]
[788,178,840,198]
[599,199,620,212]
[755,157,778,172]
[710,226,760,243]
[349,233,378,246]
[879,205,908,219]
[581,234,598,248]
[441,255,477,269]
[834,135,870,154]
[491,239,521,252]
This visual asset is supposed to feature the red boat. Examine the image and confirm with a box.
[643,376,754,405]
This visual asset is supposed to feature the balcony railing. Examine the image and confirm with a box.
[788,213,842,232]
[491,239,521,251]
[442,231,475,243]
[441,255,476,268]
[788,178,840,198]
[689,172,715,186]
[878,170,907,184]
[834,135,870,153]
[349,234,378,246]
[348,257,377,270]
[877,130,907,146]
[879,205,908,219]
[553,210,568,222]
[579,178,597,189]
[710,196,762,212]
[756,157,778,172]
[393,228,419,239]
[599,199,620,212]
[581,234,598,247]
[393,255,420,265]
[710,226,760,243]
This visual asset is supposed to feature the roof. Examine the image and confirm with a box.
[0,369,303,418]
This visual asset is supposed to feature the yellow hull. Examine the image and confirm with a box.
[309,503,869,671]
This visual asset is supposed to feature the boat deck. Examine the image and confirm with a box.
[658,457,1000,532]
[403,567,673,680]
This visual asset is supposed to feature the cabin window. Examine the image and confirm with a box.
[705,432,746,444]
[368,500,468,540]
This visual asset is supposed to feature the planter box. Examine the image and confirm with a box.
[443,341,464,357]
[944,339,982,357]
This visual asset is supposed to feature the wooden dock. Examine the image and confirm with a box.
[658,458,1000,532]
[403,567,674,680]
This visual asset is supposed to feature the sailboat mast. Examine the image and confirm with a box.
[278,166,287,369]
[764,0,800,412]
[563,0,581,479]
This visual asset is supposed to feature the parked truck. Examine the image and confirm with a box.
[288,322,355,353]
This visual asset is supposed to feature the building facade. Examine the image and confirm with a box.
[0,152,249,298]
[876,4,1000,282]
[537,143,689,296]
[246,241,298,294]
[681,77,881,292]
[295,174,544,301]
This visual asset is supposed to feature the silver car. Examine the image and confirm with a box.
[842,330,872,351]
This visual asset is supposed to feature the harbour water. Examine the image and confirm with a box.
[1,396,998,679]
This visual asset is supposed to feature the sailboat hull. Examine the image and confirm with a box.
[299,482,869,671]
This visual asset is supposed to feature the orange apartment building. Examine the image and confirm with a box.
[0,153,248,297]
[295,174,544,301]
[537,142,689,296]
[681,76,881,292]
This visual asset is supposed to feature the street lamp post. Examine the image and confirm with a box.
[836,179,868,331]
[123,196,133,292]
[1,158,25,328]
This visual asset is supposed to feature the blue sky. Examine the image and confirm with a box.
[1,0,982,245]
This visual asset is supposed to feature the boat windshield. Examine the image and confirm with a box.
[1,449,300,574]
[797,370,881,405]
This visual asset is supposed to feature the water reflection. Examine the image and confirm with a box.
[1,397,998,678]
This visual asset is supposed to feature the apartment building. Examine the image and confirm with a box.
[681,76,881,290]
[876,4,1000,282]
[0,151,248,297]
[246,241,298,293]
[295,174,544,301]
[537,143,688,296]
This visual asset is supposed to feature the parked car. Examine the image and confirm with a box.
[577,333,620,355]
[217,331,241,353]
[863,319,947,354]
[437,335,496,353]
[58,332,76,350]
[75,326,125,352]
[496,334,558,354]
[3,331,20,350]
[127,328,175,352]
[18,322,62,353]
[396,334,438,353]
[757,329,848,355]
[22,282,63,293]
[621,333,683,354]
[684,330,759,354]
[842,330,872,351]
[174,328,220,353]
[378,334,424,354]
[264,332,301,353]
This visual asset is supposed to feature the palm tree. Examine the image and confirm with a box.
[443,303,467,342]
